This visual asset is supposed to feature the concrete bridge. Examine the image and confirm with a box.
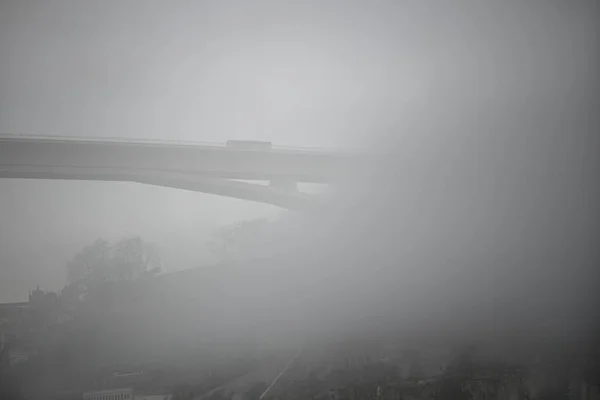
[0,135,355,210]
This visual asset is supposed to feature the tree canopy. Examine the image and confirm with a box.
[66,237,161,285]
[206,218,273,262]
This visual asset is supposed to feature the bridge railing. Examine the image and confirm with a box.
[0,133,224,146]
[0,133,356,155]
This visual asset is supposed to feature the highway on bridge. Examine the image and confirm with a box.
[0,135,356,210]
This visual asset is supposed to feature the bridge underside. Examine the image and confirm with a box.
[0,167,315,210]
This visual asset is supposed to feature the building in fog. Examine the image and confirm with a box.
[28,285,58,308]
[83,388,171,400]
[83,388,133,400]
[135,395,173,400]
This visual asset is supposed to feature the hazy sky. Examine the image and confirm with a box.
[1,1,598,303]
[0,0,424,301]
[0,0,427,147]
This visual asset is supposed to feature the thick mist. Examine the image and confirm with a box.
[179,1,600,356]
[1,1,599,396]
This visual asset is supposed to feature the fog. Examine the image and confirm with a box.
[1,1,599,398]
[0,180,280,301]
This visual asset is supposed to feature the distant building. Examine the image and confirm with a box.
[135,395,172,400]
[29,285,58,308]
[0,286,63,369]
[83,388,133,400]
[82,388,171,400]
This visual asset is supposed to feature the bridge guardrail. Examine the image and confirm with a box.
[0,133,358,155]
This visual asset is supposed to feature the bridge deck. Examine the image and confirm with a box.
[0,136,351,183]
